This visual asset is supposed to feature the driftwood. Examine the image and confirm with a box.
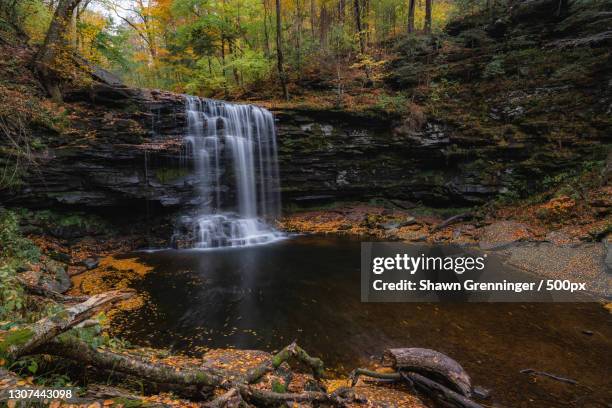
[352,348,483,408]
[4,289,135,361]
[382,348,472,397]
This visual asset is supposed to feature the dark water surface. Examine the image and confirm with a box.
[114,235,612,407]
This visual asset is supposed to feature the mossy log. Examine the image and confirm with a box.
[42,335,223,395]
[1,289,135,361]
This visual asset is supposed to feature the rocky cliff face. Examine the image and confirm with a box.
[2,83,502,212]
[2,0,610,213]
[1,86,607,213]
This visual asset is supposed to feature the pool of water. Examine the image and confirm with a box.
[113,235,612,407]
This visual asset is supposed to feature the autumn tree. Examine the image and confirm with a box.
[35,0,82,101]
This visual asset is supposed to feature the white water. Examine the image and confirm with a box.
[180,96,283,249]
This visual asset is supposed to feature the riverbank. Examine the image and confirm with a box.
[280,189,612,300]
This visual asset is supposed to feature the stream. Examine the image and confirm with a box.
[112,235,612,407]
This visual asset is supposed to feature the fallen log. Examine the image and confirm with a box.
[382,348,472,397]
[2,289,135,361]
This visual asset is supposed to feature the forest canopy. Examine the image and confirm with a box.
[3,0,466,98]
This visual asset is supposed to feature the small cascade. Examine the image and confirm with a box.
[175,96,283,249]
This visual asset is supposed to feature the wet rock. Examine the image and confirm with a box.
[382,217,417,230]
[82,257,100,270]
[40,260,71,293]
[479,221,532,250]
[48,250,72,264]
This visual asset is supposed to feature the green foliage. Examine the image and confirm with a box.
[483,55,505,79]
[271,379,287,393]
[0,210,40,266]
[19,208,110,235]
[374,93,409,114]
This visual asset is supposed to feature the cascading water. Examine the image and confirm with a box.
[175,96,283,249]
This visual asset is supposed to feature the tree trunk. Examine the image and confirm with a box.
[424,0,432,33]
[263,0,271,57]
[407,0,416,33]
[310,0,316,39]
[353,0,366,55]
[275,0,289,100]
[35,0,82,101]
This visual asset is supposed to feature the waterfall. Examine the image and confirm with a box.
[177,96,283,249]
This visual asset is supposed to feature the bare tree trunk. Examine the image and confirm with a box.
[35,0,82,101]
[407,0,416,33]
[275,0,289,100]
[424,0,432,33]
